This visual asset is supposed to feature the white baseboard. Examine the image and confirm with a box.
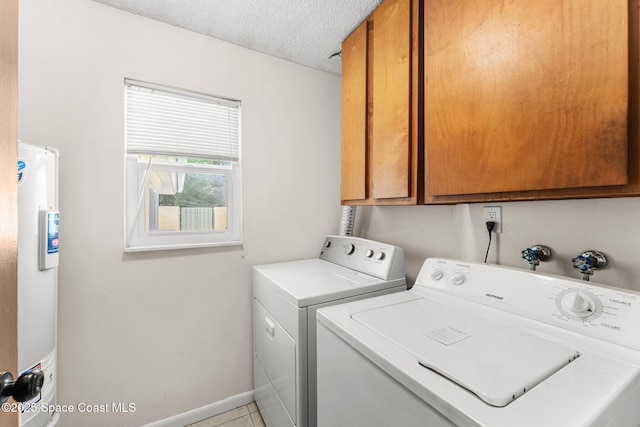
[143,390,255,427]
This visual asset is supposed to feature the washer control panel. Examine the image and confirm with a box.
[319,235,405,281]
[415,258,640,350]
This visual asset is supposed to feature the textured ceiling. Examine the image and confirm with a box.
[89,0,384,75]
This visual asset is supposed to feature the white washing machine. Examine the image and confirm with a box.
[252,235,406,427]
[317,258,640,427]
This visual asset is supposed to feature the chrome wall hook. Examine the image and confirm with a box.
[572,250,607,281]
[521,245,552,271]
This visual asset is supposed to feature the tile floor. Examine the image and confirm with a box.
[188,402,265,427]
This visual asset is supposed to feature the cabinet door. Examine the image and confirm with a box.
[425,0,629,197]
[371,0,412,199]
[341,22,368,202]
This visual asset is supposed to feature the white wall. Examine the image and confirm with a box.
[359,198,640,291]
[18,0,341,425]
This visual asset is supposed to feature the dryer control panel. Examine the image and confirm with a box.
[319,236,405,281]
[414,258,640,351]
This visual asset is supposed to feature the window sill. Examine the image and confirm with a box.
[123,240,243,253]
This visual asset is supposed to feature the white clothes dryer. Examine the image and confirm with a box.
[252,235,406,427]
[317,258,640,427]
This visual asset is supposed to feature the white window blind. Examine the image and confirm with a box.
[125,79,241,161]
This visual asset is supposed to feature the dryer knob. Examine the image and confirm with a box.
[344,244,355,255]
[430,269,444,281]
[375,251,385,261]
[365,249,374,258]
[450,272,466,286]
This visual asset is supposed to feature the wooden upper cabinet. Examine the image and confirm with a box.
[371,0,412,199]
[341,0,422,205]
[341,22,368,202]
[425,0,629,198]
[342,0,635,205]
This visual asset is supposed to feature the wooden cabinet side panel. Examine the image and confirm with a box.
[0,0,20,424]
[371,0,412,199]
[341,23,369,202]
[425,0,629,197]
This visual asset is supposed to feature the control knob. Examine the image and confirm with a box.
[555,288,602,321]
[430,269,444,281]
[561,291,596,318]
[375,251,385,261]
[343,244,355,255]
[365,249,374,258]
[450,272,466,286]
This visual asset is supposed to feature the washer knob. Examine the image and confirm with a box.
[365,249,374,258]
[344,244,355,255]
[430,269,444,281]
[375,251,385,261]
[561,291,596,318]
[450,272,466,286]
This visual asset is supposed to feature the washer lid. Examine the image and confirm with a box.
[352,297,580,407]
[254,259,404,307]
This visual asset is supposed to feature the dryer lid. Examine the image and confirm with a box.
[352,297,580,407]
[254,259,404,307]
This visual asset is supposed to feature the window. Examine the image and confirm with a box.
[124,79,241,251]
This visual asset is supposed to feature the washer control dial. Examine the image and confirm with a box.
[344,244,355,255]
[365,249,374,258]
[450,271,466,286]
[556,288,602,321]
[375,251,385,261]
[562,292,595,317]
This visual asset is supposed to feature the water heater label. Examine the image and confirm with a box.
[18,350,56,426]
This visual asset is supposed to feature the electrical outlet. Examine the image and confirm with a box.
[483,206,502,233]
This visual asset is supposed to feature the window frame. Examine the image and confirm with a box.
[123,80,242,252]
